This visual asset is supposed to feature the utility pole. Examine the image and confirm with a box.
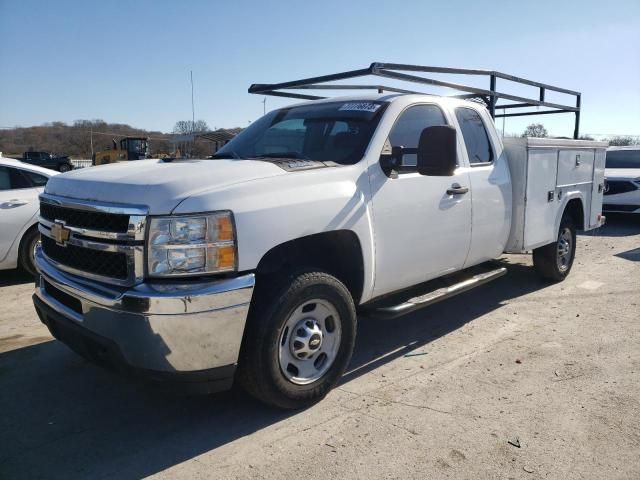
[90,126,94,156]
[190,70,195,132]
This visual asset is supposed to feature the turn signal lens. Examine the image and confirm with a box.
[217,245,236,269]
[219,215,234,241]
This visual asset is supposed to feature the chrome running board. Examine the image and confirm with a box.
[367,266,507,319]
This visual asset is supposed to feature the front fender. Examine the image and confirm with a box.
[172,164,377,303]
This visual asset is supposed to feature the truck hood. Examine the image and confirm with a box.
[45,159,287,214]
[605,168,640,180]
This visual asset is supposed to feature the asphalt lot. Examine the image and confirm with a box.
[1,215,639,479]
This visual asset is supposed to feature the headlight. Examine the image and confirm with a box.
[147,212,236,277]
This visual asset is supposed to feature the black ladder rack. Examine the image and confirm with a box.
[248,62,582,139]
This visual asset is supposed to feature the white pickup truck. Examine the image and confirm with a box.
[32,64,607,409]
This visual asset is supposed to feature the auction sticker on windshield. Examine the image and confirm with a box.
[338,102,381,113]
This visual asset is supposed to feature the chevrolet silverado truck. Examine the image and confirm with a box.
[32,64,607,409]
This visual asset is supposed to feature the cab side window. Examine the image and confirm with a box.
[388,105,448,167]
[455,107,493,164]
[0,167,10,190]
[0,166,33,190]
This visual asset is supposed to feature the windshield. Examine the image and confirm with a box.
[215,101,388,165]
[606,149,640,169]
[128,139,148,154]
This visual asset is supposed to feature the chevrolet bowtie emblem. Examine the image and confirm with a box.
[51,221,71,246]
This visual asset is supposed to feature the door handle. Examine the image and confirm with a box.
[446,184,469,195]
[0,200,28,209]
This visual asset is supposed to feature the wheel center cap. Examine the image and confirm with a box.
[290,319,323,359]
[309,334,322,350]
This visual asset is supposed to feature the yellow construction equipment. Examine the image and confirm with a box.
[92,137,150,166]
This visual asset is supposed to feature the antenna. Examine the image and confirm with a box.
[262,97,266,115]
[190,70,195,132]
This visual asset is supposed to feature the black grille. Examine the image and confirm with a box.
[603,204,639,212]
[604,180,638,196]
[43,279,83,315]
[41,235,128,280]
[40,203,130,233]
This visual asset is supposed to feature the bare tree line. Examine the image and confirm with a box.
[0,119,222,159]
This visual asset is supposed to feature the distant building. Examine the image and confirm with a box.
[197,128,242,154]
[168,128,241,158]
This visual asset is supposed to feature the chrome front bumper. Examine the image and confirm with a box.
[33,248,254,390]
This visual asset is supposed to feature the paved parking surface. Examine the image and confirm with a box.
[1,215,639,479]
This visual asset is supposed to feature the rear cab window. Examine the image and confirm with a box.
[455,107,494,165]
[21,170,49,187]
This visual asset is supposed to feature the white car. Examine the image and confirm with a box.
[0,157,58,275]
[604,147,640,214]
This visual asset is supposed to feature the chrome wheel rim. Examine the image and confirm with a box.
[278,298,342,385]
[556,227,572,272]
[31,238,40,266]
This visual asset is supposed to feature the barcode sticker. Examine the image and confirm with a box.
[338,102,381,113]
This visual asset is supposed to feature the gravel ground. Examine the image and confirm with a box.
[1,215,639,479]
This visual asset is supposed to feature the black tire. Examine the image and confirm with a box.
[19,227,40,277]
[533,212,576,282]
[237,270,357,410]
[58,163,71,172]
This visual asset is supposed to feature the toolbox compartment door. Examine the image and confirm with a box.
[523,149,559,249]
[557,150,594,186]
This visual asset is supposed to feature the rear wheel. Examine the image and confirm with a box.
[19,227,40,277]
[533,212,576,282]
[238,271,357,410]
[58,163,71,172]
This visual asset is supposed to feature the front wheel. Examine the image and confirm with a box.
[58,163,71,172]
[533,213,576,282]
[19,227,40,277]
[238,271,357,410]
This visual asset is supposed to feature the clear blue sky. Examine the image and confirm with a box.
[1,0,638,137]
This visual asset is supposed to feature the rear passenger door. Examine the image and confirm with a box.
[454,107,511,267]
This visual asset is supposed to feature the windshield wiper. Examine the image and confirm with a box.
[251,152,310,160]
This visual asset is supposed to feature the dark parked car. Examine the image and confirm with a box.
[22,151,73,172]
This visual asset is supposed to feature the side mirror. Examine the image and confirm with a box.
[417,125,457,176]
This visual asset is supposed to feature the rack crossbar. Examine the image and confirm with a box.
[248,62,582,138]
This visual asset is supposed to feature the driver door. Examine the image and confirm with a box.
[367,104,472,297]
